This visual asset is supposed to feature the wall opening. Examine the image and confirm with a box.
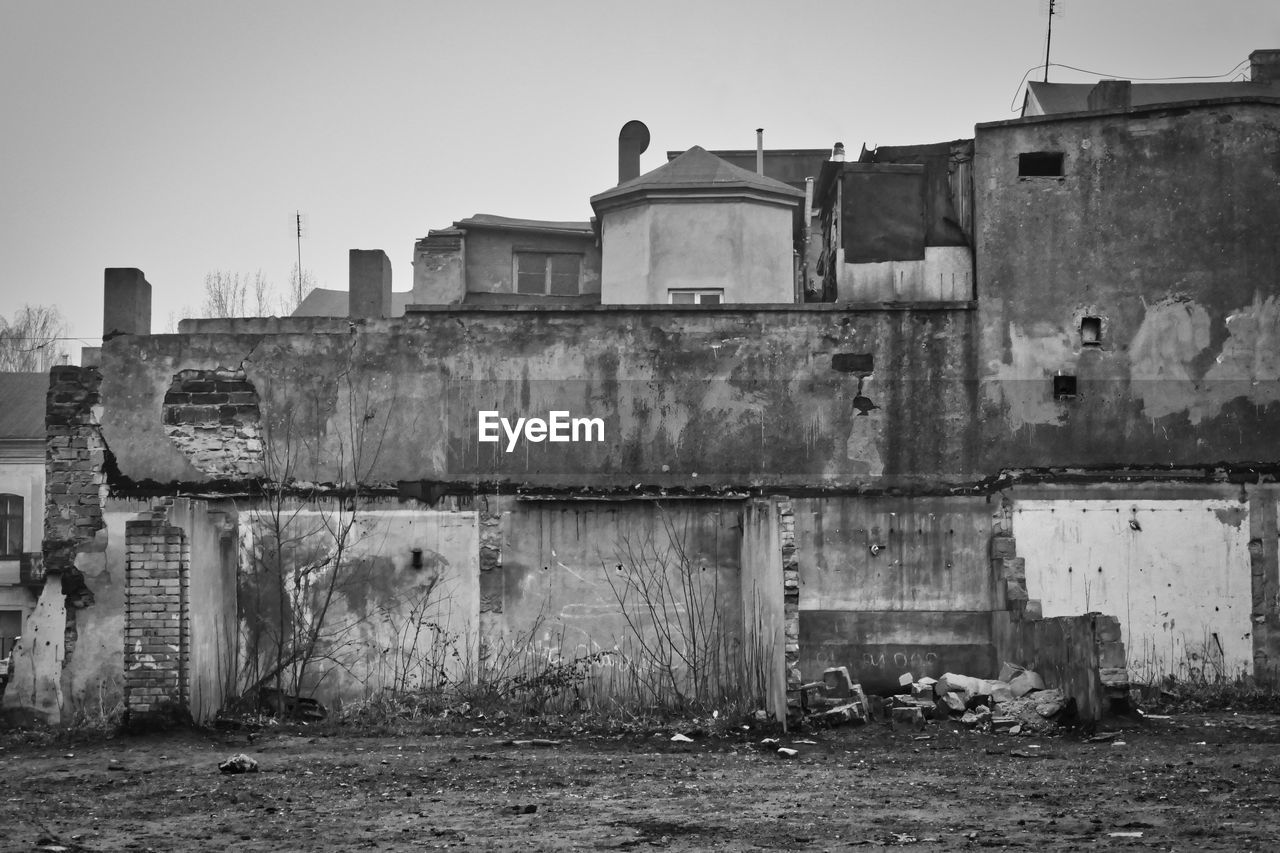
[1080,316,1103,346]
[1018,152,1065,177]
[1053,375,1078,400]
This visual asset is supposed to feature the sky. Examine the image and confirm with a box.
[1,0,1277,354]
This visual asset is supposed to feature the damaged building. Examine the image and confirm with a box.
[4,50,1280,728]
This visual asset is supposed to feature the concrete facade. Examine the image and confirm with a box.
[14,92,1280,727]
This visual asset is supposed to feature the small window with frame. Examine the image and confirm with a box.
[514,252,583,296]
[668,289,724,305]
[0,494,22,558]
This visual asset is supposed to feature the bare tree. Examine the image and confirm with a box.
[199,267,314,319]
[286,263,316,315]
[201,271,276,318]
[0,304,67,371]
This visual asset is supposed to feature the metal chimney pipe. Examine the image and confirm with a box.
[756,128,764,175]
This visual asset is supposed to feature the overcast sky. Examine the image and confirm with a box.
[1,0,1276,351]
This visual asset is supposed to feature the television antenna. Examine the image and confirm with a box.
[1042,0,1065,83]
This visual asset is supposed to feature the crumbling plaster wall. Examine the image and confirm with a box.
[489,499,746,704]
[113,307,981,491]
[237,503,478,709]
[793,495,1001,693]
[976,102,1280,466]
[1013,492,1261,682]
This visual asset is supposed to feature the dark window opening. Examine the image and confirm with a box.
[1081,316,1103,346]
[515,252,583,296]
[832,353,874,374]
[1053,375,1078,400]
[1018,152,1064,177]
[0,494,22,557]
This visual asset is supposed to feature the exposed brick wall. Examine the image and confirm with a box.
[162,368,263,478]
[779,498,800,688]
[124,515,190,717]
[44,366,107,570]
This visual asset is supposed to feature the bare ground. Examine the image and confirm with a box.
[2,711,1279,852]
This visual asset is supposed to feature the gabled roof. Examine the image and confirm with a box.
[292,289,415,318]
[1024,80,1280,116]
[591,146,805,212]
[0,373,47,440]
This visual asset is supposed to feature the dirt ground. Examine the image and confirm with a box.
[2,711,1279,852]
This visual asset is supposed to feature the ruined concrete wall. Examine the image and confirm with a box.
[1013,494,1255,682]
[97,307,980,492]
[168,499,237,721]
[976,102,1280,466]
[237,503,478,709]
[740,498,786,720]
[492,500,744,703]
[793,495,999,692]
[991,611,1123,722]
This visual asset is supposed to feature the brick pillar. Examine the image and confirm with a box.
[124,516,190,718]
[778,498,800,687]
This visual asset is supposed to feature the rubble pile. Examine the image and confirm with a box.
[892,663,1072,734]
[790,663,1072,734]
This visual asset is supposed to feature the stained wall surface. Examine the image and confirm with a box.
[1013,498,1254,680]
[106,307,980,492]
[976,102,1280,466]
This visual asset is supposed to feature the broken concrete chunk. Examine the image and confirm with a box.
[987,680,1014,705]
[998,662,1024,683]
[823,702,867,726]
[777,748,799,758]
[822,666,854,698]
[898,672,914,688]
[890,706,926,728]
[218,753,259,774]
[1032,688,1066,718]
[1009,670,1046,698]
[670,733,693,743]
[940,692,967,714]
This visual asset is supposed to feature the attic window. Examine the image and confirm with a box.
[1018,152,1064,177]
[669,289,723,305]
[515,252,582,296]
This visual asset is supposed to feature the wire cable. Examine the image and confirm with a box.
[1009,58,1252,113]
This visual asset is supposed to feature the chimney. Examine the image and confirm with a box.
[103,268,152,340]
[1087,79,1132,111]
[830,142,846,162]
[349,249,392,320]
[617,120,650,184]
[1250,49,1280,84]
[756,128,764,175]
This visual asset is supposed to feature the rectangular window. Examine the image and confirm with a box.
[1018,152,1065,177]
[0,494,21,557]
[668,289,723,305]
[515,252,582,295]
[0,610,20,660]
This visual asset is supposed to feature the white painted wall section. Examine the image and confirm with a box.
[1013,499,1252,682]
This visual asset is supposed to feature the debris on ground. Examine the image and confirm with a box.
[789,661,1076,735]
[218,753,259,774]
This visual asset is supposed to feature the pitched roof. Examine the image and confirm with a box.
[591,146,805,210]
[291,289,415,318]
[0,373,47,439]
[1024,80,1280,116]
[452,214,593,235]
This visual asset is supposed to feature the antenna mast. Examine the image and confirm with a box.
[1043,0,1057,83]
[295,210,305,303]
